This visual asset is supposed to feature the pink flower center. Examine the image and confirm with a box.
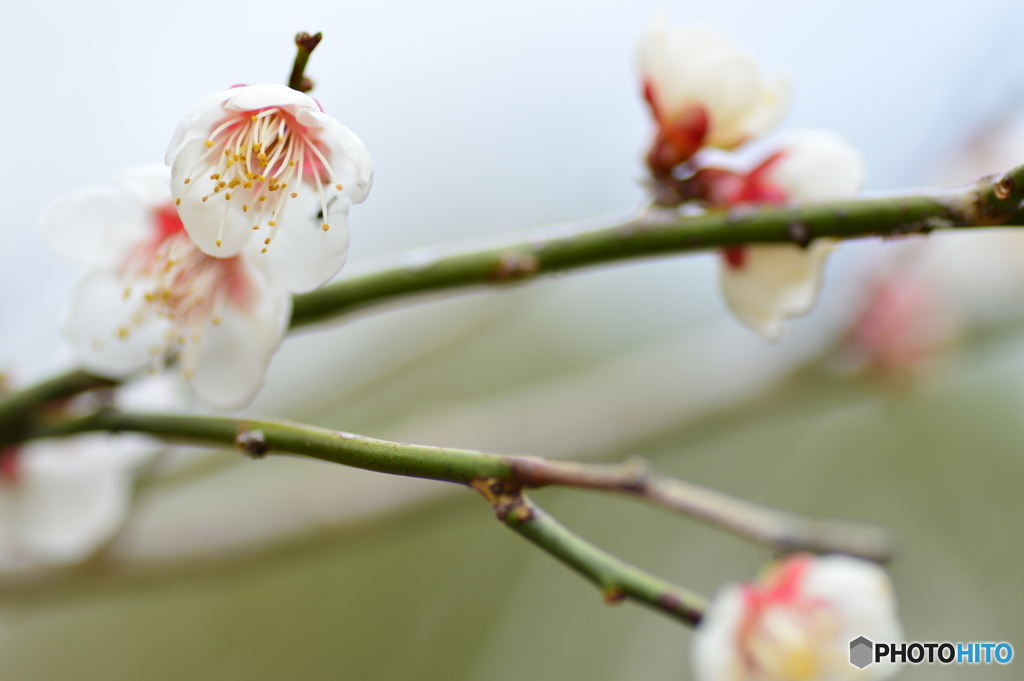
[733,556,839,680]
[0,447,20,484]
[117,204,252,376]
[178,106,343,249]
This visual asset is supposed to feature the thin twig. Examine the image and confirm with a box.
[288,32,322,93]
[18,410,892,562]
[470,481,706,625]
[508,457,892,561]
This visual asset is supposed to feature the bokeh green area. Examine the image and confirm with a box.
[1,309,1023,680]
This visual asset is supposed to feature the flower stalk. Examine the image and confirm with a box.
[288,31,322,93]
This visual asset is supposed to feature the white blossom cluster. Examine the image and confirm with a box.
[639,21,866,340]
[6,83,373,570]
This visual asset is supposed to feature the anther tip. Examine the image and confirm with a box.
[216,240,222,247]
[322,224,330,231]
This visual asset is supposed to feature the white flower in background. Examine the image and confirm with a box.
[166,84,373,291]
[40,165,293,409]
[715,130,866,340]
[638,20,788,172]
[693,554,903,681]
[0,436,151,570]
[0,375,175,570]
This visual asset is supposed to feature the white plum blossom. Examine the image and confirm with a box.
[0,435,152,570]
[0,375,175,570]
[693,554,904,681]
[719,242,835,341]
[715,130,866,340]
[40,165,293,409]
[166,84,373,291]
[639,21,788,171]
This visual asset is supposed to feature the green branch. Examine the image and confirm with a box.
[289,164,1024,328]
[24,409,709,622]
[22,410,892,560]
[11,166,1024,427]
[0,370,116,445]
[492,491,707,625]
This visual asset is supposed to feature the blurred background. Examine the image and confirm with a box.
[3,0,1024,678]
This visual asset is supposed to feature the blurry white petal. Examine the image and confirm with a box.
[114,372,187,413]
[719,242,834,341]
[39,187,151,269]
[62,270,171,377]
[115,164,174,207]
[0,434,159,567]
[769,130,866,202]
[639,21,787,149]
[803,555,904,646]
[188,280,292,410]
[691,585,745,681]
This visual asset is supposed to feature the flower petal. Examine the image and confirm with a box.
[803,555,904,645]
[691,584,745,681]
[39,187,150,269]
[719,242,834,341]
[769,130,866,202]
[165,87,238,165]
[299,109,374,205]
[115,164,173,208]
[2,434,154,565]
[171,138,254,257]
[62,271,171,377]
[188,279,291,410]
[247,192,351,293]
[638,22,786,150]
[224,83,320,113]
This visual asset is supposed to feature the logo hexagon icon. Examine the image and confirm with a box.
[850,636,874,669]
